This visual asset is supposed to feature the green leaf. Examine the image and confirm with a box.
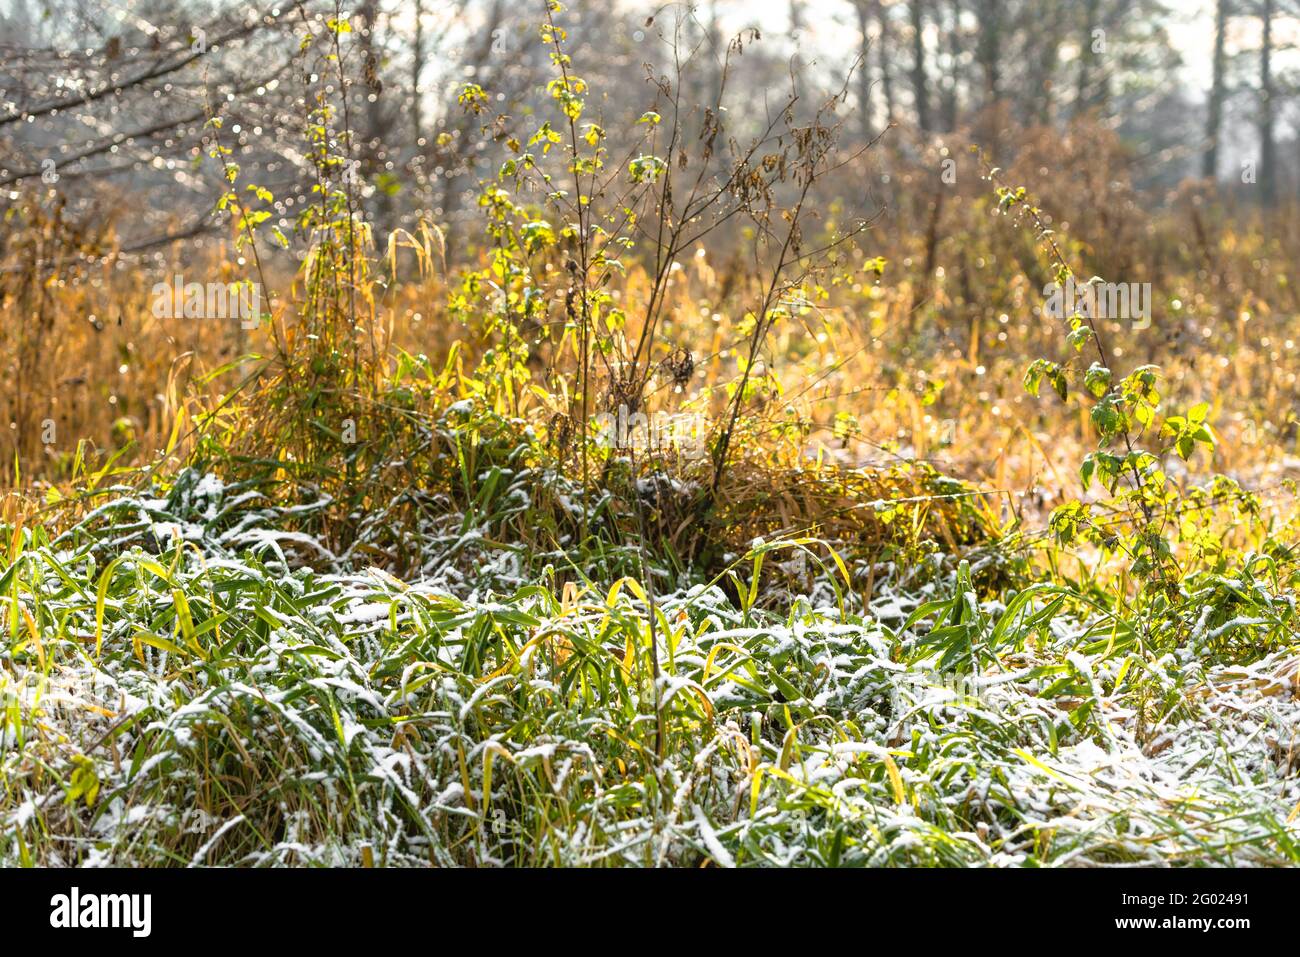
[1083,363,1111,399]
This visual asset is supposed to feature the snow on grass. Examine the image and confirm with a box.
[0,470,1297,866]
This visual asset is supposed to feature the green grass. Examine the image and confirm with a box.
[2,468,1298,867]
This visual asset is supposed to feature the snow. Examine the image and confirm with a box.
[2,467,1297,868]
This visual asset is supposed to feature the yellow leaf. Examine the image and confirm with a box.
[884,753,905,804]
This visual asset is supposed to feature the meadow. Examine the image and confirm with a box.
[1,1,1299,868]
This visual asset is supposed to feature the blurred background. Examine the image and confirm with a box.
[4,1,1297,235]
[1,0,1298,506]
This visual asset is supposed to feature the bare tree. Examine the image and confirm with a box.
[974,0,1003,107]
[1203,0,1230,179]
[1076,0,1102,112]
[876,0,898,126]
[852,0,877,141]
[412,0,426,144]
[908,0,932,131]
[940,0,964,131]
[1024,3,1064,124]
[1257,0,1277,202]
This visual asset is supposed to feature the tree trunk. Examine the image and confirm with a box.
[1258,0,1276,203]
[974,0,1002,108]
[412,0,425,145]
[854,1,876,142]
[875,0,897,126]
[357,1,394,232]
[789,0,805,75]
[941,0,961,131]
[1027,9,1062,125]
[909,0,932,132]
[1202,0,1228,179]
[1075,0,1100,113]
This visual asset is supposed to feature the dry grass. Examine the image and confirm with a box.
[2,40,1299,869]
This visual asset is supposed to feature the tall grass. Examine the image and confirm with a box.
[2,470,1297,866]
[1,5,1298,869]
